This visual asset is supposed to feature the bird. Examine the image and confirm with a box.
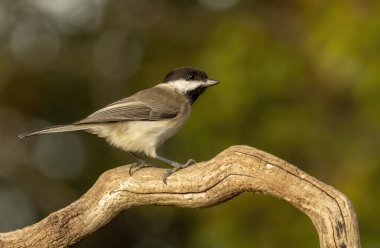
[19,67,219,183]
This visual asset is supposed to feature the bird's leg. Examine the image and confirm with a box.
[155,155,197,184]
[129,152,152,176]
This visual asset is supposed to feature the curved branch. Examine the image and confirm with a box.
[0,145,361,248]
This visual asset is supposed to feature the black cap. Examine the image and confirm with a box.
[163,67,208,83]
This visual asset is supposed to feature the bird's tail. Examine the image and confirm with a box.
[18,124,93,139]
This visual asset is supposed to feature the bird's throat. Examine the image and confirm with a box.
[185,86,206,104]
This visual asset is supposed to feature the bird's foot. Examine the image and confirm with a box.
[163,159,197,184]
[129,160,152,176]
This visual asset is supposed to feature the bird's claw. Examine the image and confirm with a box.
[129,161,151,176]
[162,159,197,184]
[185,159,196,166]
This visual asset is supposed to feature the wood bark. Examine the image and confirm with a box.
[0,145,361,248]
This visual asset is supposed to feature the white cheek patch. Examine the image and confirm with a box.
[167,79,203,94]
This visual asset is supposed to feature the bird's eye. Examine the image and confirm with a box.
[187,74,196,81]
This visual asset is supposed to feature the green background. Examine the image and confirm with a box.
[0,0,379,247]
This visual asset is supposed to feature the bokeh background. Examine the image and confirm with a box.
[0,0,379,247]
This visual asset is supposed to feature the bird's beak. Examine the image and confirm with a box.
[204,79,219,87]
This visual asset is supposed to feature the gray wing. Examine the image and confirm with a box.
[75,85,181,124]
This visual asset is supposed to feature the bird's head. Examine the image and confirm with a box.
[163,67,218,104]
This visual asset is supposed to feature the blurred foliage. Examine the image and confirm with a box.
[0,0,379,247]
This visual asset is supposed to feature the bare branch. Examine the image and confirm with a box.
[0,145,361,248]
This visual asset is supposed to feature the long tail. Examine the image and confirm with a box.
[18,124,93,139]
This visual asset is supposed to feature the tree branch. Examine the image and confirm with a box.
[0,145,361,248]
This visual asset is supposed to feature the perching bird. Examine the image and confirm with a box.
[19,67,218,183]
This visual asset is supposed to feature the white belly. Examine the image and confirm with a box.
[90,113,190,157]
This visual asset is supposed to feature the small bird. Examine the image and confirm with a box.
[19,67,218,183]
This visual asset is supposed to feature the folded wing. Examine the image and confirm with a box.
[75,85,180,124]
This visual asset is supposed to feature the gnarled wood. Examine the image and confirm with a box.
[0,145,361,248]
